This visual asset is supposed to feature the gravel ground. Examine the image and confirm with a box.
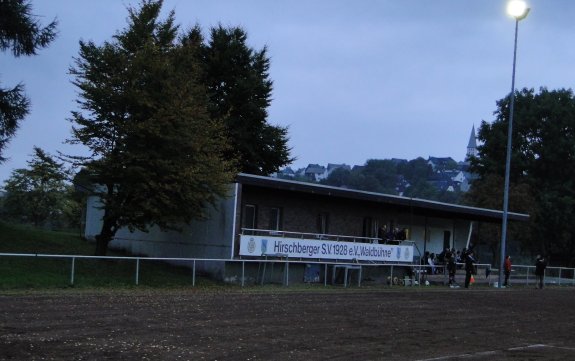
[1,287,574,360]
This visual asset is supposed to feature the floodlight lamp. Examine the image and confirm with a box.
[507,0,530,20]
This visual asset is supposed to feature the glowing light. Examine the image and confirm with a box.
[507,0,529,19]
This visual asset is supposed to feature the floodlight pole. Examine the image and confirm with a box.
[499,6,528,288]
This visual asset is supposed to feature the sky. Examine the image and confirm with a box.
[2,0,574,184]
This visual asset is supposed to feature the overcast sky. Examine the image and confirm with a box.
[1,0,573,184]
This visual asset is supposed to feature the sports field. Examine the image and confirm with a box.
[1,287,574,360]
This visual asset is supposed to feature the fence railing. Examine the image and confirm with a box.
[1,252,573,288]
[241,228,382,243]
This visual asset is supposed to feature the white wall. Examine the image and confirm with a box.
[83,185,238,277]
[399,215,472,260]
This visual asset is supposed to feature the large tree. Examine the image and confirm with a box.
[0,0,57,162]
[68,0,235,255]
[468,87,575,265]
[196,25,292,175]
[3,147,68,227]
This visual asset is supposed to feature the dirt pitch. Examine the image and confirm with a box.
[1,286,575,360]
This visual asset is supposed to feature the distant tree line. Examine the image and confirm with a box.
[314,157,464,204]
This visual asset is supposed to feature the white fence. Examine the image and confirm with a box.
[1,252,573,288]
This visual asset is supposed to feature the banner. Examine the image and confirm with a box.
[239,235,413,263]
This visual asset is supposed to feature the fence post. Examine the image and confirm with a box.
[70,257,75,286]
[241,261,245,287]
[390,265,394,288]
[192,260,196,287]
[284,260,289,287]
[135,258,140,285]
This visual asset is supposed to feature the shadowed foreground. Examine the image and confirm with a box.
[1,287,574,360]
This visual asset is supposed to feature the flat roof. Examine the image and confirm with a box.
[236,173,529,223]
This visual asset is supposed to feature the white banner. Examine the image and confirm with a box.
[239,235,413,263]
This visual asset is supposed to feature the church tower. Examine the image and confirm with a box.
[466,125,478,160]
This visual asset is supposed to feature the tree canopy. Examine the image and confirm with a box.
[68,0,236,255]
[3,147,69,227]
[467,87,575,265]
[195,25,293,175]
[0,0,57,162]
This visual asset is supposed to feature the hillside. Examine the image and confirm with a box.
[0,221,208,289]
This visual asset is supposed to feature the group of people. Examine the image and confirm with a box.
[377,225,407,244]
[421,246,548,289]
[420,248,465,287]
[421,248,465,278]
[504,254,547,288]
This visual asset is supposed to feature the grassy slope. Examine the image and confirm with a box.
[0,221,215,290]
[0,222,369,292]
[0,222,89,255]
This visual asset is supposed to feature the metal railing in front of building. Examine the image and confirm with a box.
[240,228,382,244]
[1,252,572,289]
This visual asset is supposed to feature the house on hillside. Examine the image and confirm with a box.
[84,173,529,284]
[427,157,457,172]
[395,175,409,196]
[455,171,479,192]
[304,164,327,181]
[326,163,351,177]
[275,167,295,179]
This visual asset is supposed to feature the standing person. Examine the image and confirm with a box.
[377,225,386,244]
[535,255,547,289]
[464,249,477,288]
[446,249,457,287]
[428,253,436,275]
[504,255,512,287]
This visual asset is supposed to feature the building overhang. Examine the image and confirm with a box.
[236,173,529,223]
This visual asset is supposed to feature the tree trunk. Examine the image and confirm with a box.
[94,217,116,256]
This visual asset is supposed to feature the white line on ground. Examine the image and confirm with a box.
[415,344,575,361]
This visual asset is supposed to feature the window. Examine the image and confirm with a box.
[362,217,373,238]
[317,213,329,234]
[243,204,257,232]
[443,231,451,250]
[269,207,282,231]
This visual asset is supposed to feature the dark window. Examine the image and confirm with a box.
[243,204,257,232]
[362,217,373,238]
[443,231,451,250]
[317,213,329,234]
[269,207,282,231]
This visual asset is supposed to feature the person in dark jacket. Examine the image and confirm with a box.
[446,249,457,287]
[464,249,477,288]
[535,255,547,289]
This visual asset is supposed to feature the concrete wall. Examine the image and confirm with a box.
[84,195,104,241]
[83,185,238,278]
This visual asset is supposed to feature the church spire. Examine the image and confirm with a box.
[466,125,478,159]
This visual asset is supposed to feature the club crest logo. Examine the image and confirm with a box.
[247,238,256,253]
[396,247,401,259]
[404,247,410,260]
